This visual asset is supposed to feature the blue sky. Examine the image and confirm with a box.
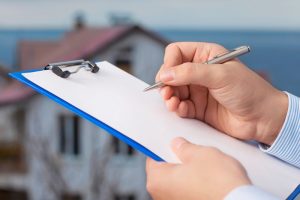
[0,0,300,30]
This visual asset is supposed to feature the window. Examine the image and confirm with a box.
[61,193,81,200]
[0,188,28,200]
[0,108,26,173]
[114,46,133,74]
[13,107,26,137]
[112,137,134,156]
[59,115,80,156]
[114,193,136,200]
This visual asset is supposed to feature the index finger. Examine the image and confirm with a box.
[156,43,192,81]
[155,43,182,81]
[157,42,227,81]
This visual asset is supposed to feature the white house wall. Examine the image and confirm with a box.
[26,95,149,200]
[94,31,167,84]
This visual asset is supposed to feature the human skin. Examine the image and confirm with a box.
[156,42,288,146]
[146,42,288,200]
[146,137,251,200]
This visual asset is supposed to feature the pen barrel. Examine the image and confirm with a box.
[206,46,250,65]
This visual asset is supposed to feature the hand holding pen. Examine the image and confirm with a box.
[144,45,250,91]
[146,42,289,200]
[146,42,286,146]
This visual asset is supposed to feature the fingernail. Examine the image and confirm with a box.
[172,137,188,150]
[160,69,175,82]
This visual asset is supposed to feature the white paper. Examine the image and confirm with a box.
[23,61,300,198]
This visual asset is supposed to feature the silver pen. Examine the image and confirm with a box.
[143,45,251,92]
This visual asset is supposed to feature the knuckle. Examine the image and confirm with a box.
[204,42,228,53]
[181,63,195,77]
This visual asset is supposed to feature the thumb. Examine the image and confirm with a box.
[159,62,226,88]
[171,137,201,163]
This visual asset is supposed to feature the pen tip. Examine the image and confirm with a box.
[143,86,151,92]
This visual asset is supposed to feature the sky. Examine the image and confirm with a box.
[0,0,300,30]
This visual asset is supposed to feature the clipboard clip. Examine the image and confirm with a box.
[44,59,99,78]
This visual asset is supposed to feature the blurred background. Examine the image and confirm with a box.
[0,0,300,199]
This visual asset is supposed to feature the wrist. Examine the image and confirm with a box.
[257,90,288,146]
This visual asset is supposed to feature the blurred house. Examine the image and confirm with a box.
[0,65,10,84]
[0,24,167,200]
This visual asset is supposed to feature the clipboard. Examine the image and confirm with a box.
[10,60,300,199]
[10,60,162,161]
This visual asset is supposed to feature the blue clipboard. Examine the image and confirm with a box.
[10,69,163,162]
[9,68,300,200]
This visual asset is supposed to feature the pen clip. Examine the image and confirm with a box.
[212,46,250,59]
[213,52,228,59]
[213,49,235,59]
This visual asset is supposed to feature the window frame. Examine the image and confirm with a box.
[58,114,81,156]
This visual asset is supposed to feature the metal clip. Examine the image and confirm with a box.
[44,59,99,78]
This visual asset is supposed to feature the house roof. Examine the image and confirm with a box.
[0,81,35,106]
[0,25,168,106]
[19,40,60,70]
[19,25,168,70]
